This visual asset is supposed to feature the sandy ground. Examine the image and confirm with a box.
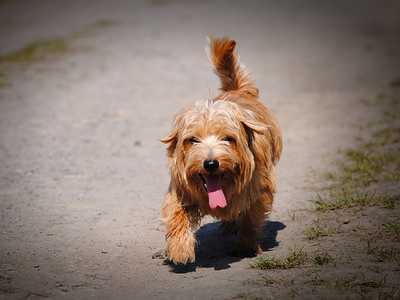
[1,1,400,299]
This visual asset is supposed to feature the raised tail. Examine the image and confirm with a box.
[208,37,258,97]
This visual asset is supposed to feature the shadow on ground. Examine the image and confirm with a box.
[167,220,286,273]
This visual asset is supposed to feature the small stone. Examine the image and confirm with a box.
[343,219,350,224]
[152,249,166,259]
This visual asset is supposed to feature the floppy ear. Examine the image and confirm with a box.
[241,119,270,147]
[161,128,178,158]
[242,119,270,135]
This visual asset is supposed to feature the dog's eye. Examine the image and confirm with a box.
[188,137,200,144]
[222,136,235,143]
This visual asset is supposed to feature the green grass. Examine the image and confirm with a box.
[0,19,117,66]
[370,127,400,146]
[371,247,400,265]
[367,242,400,265]
[0,38,69,87]
[251,248,308,270]
[304,223,336,240]
[311,252,334,266]
[313,189,396,212]
[0,71,8,87]
[256,275,282,286]
[340,148,400,186]
[312,93,399,212]
[0,38,68,64]
[383,222,400,239]
[308,275,385,290]
[324,147,400,189]
[0,18,117,88]
[251,248,335,271]
[307,275,356,288]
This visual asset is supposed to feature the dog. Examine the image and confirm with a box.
[161,37,282,264]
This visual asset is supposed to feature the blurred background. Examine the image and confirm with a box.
[0,1,399,299]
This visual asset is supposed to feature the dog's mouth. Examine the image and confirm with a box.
[199,174,227,209]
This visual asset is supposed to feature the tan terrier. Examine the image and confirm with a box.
[161,37,282,264]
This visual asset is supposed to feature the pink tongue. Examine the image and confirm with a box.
[206,175,227,209]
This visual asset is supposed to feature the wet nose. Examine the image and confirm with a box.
[203,159,219,173]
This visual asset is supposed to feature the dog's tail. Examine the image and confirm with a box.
[207,37,258,97]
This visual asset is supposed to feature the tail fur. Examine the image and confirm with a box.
[208,37,258,97]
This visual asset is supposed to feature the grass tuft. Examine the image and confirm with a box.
[304,223,336,240]
[313,189,396,212]
[308,275,385,289]
[311,251,334,266]
[0,38,68,64]
[251,248,307,270]
[383,222,400,240]
[0,71,8,87]
[312,93,400,212]
[257,275,281,286]
[367,242,400,265]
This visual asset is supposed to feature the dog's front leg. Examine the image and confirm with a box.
[237,194,272,255]
[162,192,199,264]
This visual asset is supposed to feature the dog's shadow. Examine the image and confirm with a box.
[166,220,286,273]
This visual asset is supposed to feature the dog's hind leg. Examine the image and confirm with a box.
[236,192,273,256]
[220,220,239,235]
[162,192,200,264]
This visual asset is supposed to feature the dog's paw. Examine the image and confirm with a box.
[166,234,196,264]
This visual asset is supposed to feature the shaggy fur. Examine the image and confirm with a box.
[161,37,282,264]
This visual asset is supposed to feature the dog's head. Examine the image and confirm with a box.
[162,100,268,209]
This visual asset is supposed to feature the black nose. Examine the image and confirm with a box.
[203,159,219,173]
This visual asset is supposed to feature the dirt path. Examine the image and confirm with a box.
[1,1,399,299]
